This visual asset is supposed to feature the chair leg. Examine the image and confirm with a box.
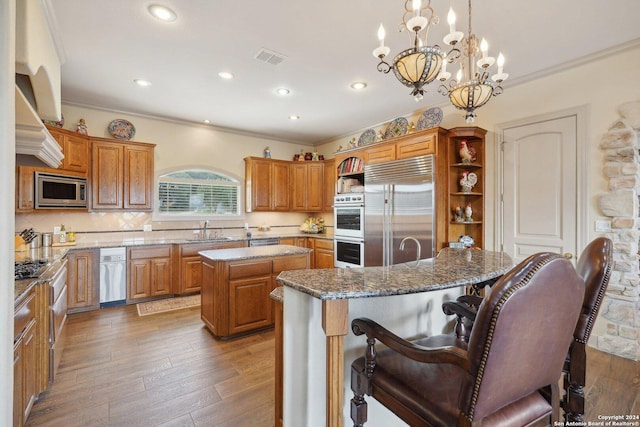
[565,379,586,422]
[350,392,367,427]
[550,382,561,424]
[565,343,587,422]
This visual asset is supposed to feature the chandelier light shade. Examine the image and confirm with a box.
[437,0,508,122]
[372,0,445,102]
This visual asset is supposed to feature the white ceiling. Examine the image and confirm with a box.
[50,0,640,145]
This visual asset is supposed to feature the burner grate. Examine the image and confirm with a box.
[15,259,48,280]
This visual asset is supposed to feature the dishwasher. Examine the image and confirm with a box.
[100,247,126,307]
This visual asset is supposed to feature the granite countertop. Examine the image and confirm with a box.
[15,247,70,302]
[199,244,312,262]
[276,248,514,300]
[270,287,283,303]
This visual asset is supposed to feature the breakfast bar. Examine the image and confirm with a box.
[276,248,513,427]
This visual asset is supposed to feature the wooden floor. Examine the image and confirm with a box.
[27,304,639,426]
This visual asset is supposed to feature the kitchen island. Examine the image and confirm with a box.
[275,248,513,427]
[199,244,311,338]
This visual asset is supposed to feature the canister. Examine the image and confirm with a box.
[29,233,41,249]
[42,232,53,247]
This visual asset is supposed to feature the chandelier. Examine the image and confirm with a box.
[437,0,508,123]
[372,0,445,102]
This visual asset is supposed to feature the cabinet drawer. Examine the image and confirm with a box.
[14,291,36,339]
[314,239,334,251]
[397,134,435,159]
[129,246,172,259]
[181,241,243,257]
[273,255,309,273]
[229,260,272,280]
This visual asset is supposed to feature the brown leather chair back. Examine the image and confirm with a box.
[461,253,585,422]
[574,237,613,343]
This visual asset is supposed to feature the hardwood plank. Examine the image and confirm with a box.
[25,303,638,427]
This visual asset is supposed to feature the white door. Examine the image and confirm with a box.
[501,114,580,263]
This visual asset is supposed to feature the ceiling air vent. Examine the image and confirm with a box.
[254,48,286,66]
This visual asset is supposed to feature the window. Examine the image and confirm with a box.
[156,168,242,219]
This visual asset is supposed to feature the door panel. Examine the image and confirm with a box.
[502,115,577,263]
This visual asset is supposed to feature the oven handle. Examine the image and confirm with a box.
[333,236,364,243]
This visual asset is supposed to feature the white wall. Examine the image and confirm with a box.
[16,103,335,236]
[1,0,16,424]
[317,42,640,346]
[318,43,640,252]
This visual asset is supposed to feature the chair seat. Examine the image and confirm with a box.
[353,334,551,427]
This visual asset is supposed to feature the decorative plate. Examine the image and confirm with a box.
[357,128,377,146]
[108,119,136,140]
[383,117,408,139]
[416,107,443,130]
[42,114,64,128]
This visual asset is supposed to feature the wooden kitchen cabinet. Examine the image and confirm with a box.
[14,288,37,427]
[178,241,244,295]
[244,157,290,212]
[435,127,487,251]
[91,139,155,211]
[365,143,396,164]
[66,249,99,313]
[15,165,86,213]
[291,162,324,212]
[323,159,335,211]
[201,251,309,338]
[127,245,174,301]
[47,126,90,174]
[312,238,334,269]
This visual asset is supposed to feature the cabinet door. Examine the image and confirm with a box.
[67,250,98,311]
[229,275,272,335]
[180,256,203,294]
[151,258,172,296]
[128,259,151,299]
[201,261,216,333]
[315,249,334,269]
[272,161,290,211]
[123,145,153,211]
[247,158,272,211]
[92,141,123,210]
[13,340,23,427]
[16,166,35,212]
[22,319,37,421]
[323,159,336,211]
[290,163,308,211]
[63,134,90,173]
[307,163,324,212]
[365,144,396,164]
[396,133,435,160]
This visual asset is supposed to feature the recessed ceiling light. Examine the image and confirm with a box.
[203,119,211,124]
[148,4,177,22]
[350,82,367,90]
[218,71,234,80]
[289,115,300,120]
[275,88,291,96]
[134,79,152,87]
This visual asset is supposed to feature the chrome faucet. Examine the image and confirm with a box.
[199,220,209,240]
[399,237,421,266]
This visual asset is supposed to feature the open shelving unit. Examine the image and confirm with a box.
[445,127,487,249]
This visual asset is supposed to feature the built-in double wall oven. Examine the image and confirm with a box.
[334,194,365,268]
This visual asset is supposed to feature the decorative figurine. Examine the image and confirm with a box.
[377,130,384,142]
[458,139,477,163]
[408,121,417,133]
[459,171,478,193]
[454,203,464,222]
[348,138,357,148]
[465,203,473,222]
[76,118,88,135]
[312,150,319,161]
[298,149,305,161]
[264,146,271,158]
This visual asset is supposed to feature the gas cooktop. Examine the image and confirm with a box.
[15,259,48,280]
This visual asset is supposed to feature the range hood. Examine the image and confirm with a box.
[15,0,65,122]
[16,85,63,168]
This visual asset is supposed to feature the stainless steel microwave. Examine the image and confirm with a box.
[35,171,87,209]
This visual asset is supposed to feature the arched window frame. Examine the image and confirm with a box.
[153,166,244,221]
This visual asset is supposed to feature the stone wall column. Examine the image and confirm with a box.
[596,101,640,361]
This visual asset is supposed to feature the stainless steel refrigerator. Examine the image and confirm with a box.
[364,155,435,266]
